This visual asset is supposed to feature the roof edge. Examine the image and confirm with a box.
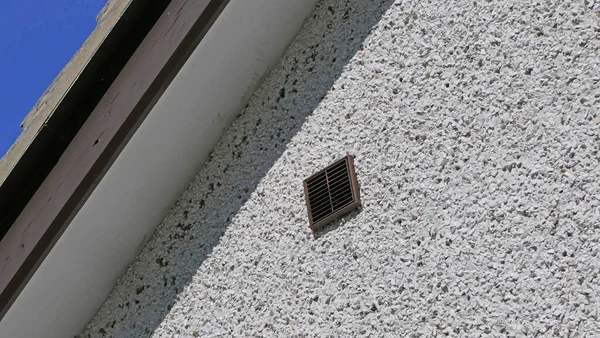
[0,0,229,319]
[0,0,132,185]
[0,0,170,240]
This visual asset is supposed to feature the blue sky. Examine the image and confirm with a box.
[0,0,106,157]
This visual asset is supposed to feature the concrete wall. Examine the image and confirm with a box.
[82,0,600,336]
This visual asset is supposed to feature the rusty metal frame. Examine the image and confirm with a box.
[303,155,361,231]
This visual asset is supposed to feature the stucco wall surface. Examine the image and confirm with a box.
[81,0,599,337]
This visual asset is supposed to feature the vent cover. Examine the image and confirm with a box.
[303,155,360,231]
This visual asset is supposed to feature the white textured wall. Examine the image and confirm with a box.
[81,0,600,337]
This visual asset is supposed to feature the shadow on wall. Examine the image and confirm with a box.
[81,0,394,336]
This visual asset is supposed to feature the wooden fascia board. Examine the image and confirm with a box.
[0,0,229,319]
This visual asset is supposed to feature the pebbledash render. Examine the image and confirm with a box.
[81,0,599,337]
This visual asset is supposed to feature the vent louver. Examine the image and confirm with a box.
[303,155,360,231]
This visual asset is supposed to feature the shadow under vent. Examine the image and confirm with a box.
[303,155,360,231]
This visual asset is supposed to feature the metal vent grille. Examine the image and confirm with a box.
[304,155,360,231]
